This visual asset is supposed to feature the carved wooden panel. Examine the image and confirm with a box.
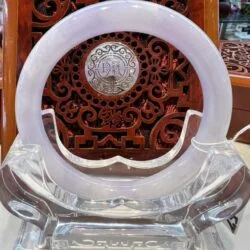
[220,41,250,77]
[32,0,202,160]
[32,0,189,41]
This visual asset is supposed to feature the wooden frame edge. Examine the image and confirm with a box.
[204,0,219,47]
[231,76,250,88]
[1,0,19,160]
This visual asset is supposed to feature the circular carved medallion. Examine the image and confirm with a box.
[85,42,139,96]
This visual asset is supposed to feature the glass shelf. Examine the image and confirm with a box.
[220,1,250,41]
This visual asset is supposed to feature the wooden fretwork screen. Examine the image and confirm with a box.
[1,0,219,160]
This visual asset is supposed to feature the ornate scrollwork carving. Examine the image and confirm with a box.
[150,112,185,149]
[42,32,202,160]
[32,0,202,161]
[33,0,189,31]
[220,41,250,76]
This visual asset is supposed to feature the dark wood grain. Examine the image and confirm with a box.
[1,0,18,159]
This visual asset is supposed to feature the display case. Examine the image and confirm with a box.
[219,0,250,143]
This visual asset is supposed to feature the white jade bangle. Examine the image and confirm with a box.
[16,0,232,200]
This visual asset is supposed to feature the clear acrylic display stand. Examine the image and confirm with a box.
[1,110,250,250]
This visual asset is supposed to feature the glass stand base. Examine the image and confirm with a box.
[14,221,226,250]
[1,113,250,250]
